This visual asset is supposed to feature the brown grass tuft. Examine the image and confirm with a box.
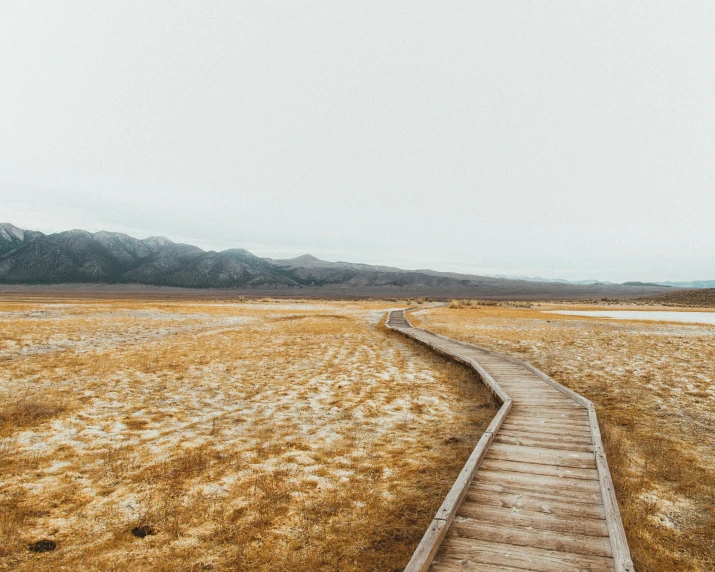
[0,396,66,433]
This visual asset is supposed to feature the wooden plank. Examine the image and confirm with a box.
[484,451,596,472]
[497,387,571,394]
[470,479,604,504]
[500,417,591,427]
[469,481,604,505]
[503,418,590,429]
[494,392,574,400]
[498,397,582,405]
[496,383,565,389]
[496,432,593,447]
[474,469,601,495]
[509,408,590,418]
[498,429,593,445]
[506,415,589,425]
[510,407,588,415]
[507,410,589,420]
[495,434,595,452]
[499,427,591,440]
[457,502,609,537]
[433,537,615,572]
[464,488,607,520]
[451,518,613,558]
[499,434,595,451]
[430,560,527,572]
[480,457,598,480]
[486,443,597,469]
[497,396,572,403]
[502,394,583,402]
[500,421,591,436]
[469,483,604,505]
[517,361,591,407]
[508,400,586,407]
[404,518,448,572]
[588,404,634,572]
[506,418,590,428]
[462,358,513,403]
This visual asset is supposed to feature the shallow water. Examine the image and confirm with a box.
[545,310,715,325]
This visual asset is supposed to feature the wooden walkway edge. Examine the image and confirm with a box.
[385,309,633,572]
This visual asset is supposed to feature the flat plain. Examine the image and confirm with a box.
[411,302,714,572]
[0,297,497,571]
[3,296,712,571]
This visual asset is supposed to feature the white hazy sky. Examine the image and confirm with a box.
[1,2,714,282]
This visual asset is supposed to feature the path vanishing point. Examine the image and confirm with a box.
[386,309,633,572]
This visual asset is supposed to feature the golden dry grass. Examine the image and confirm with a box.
[0,297,497,571]
[410,303,714,572]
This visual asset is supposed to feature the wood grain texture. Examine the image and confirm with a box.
[385,309,632,572]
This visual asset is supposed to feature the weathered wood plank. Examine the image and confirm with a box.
[471,477,603,502]
[479,457,599,480]
[404,518,449,572]
[587,403,634,572]
[457,502,609,536]
[433,537,615,572]
[495,433,595,452]
[497,429,593,445]
[501,418,591,430]
[500,421,592,436]
[469,481,605,505]
[429,561,528,572]
[451,518,613,558]
[486,443,597,469]
[500,398,583,406]
[508,410,590,420]
[473,469,602,495]
[464,488,607,519]
[498,431,595,452]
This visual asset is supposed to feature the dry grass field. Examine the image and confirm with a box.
[0,297,498,571]
[411,303,714,572]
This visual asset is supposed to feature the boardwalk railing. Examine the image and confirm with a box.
[385,308,633,572]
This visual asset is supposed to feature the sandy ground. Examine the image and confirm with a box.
[0,298,497,571]
[410,302,714,572]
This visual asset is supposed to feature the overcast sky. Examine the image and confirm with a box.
[1,2,713,282]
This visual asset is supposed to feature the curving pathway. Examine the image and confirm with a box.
[386,309,632,572]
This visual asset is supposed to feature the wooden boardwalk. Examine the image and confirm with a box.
[386,310,632,572]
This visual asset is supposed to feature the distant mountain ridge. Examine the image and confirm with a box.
[0,223,689,298]
[0,223,297,288]
[653,280,715,289]
[0,223,46,255]
[489,273,714,289]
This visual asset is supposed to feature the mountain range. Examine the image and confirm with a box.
[0,223,697,299]
[490,273,715,289]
